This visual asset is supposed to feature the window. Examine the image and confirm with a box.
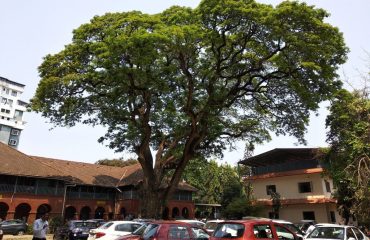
[298,182,312,193]
[303,211,315,220]
[274,224,295,240]
[14,110,23,120]
[168,225,190,239]
[266,185,276,195]
[214,223,245,238]
[7,99,13,106]
[351,227,364,240]
[253,224,274,239]
[9,139,17,146]
[115,223,133,232]
[11,90,17,97]
[191,227,211,239]
[346,228,356,239]
[325,180,331,192]
[11,129,20,136]
[1,98,7,104]
[330,211,336,223]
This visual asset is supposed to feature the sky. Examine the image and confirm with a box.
[1,0,369,165]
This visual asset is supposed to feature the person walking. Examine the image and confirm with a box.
[32,213,49,240]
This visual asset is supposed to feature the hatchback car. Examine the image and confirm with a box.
[210,219,300,240]
[0,219,28,235]
[305,224,369,240]
[88,221,143,240]
[139,221,209,240]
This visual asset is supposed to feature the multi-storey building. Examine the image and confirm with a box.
[240,148,341,224]
[0,143,196,223]
[0,76,27,148]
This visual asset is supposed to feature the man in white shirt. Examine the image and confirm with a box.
[32,213,49,240]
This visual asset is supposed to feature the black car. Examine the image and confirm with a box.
[0,219,28,235]
[54,220,101,240]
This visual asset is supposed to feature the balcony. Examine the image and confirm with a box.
[251,160,320,176]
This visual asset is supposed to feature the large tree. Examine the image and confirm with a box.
[325,88,370,223]
[31,0,347,218]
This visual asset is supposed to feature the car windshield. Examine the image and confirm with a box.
[284,223,304,235]
[99,222,114,229]
[308,227,344,240]
[213,223,245,238]
[142,224,159,240]
[132,224,148,235]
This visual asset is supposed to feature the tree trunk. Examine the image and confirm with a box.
[137,173,166,219]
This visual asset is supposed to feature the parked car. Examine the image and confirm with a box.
[305,223,369,240]
[177,219,206,228]
[114,223,151,240]
[204,220,224,234]
[0,219,28,235]
[210,219,301,240]
[297,220,317,234]
[53,220,102,240]
[137,221,209,240]
[87,221,143,240]
[0,229,3,240]
[272,219,304,238]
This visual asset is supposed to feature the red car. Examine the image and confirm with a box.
[116,220,210,240]
[210,219,302,240]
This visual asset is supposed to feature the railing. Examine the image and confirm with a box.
[252,160,320,175]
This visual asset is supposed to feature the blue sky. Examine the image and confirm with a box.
[1,0,369,165]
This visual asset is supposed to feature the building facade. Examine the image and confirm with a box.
[0,143,196,224]
[0,76,27,148]
[240,148,341,224]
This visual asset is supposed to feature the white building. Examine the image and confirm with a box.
[0,76,27,148]
[240,148,341,224]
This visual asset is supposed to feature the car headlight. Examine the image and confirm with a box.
[72,228,82,233]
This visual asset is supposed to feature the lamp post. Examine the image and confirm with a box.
[62,184,76,219]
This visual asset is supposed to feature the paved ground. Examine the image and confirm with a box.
[3,234,53,240]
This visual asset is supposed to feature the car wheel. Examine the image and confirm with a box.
[16,230,25,235]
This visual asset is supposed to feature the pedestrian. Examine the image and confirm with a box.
[32,213,49,240]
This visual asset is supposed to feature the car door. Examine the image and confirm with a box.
[0,220,15,234]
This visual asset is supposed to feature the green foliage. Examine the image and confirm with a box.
[95,158,138,167]
[183,159,260,218]
[222,197,263,220]
[325,88,370,223]
[49,216,65,234]
[30,0,347,217]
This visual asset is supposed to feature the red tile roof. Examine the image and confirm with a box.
[0,143,197,191]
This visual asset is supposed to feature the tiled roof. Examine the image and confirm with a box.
[0,143,197,191]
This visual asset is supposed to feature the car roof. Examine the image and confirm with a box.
[219,219,274,225]
[314,224,347,228]
[272,219,294,224]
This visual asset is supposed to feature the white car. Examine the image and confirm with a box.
[305,223,369,240]
[87,221,143,240]
[204,219,224,233]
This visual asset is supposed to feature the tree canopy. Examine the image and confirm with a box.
[31,0,347,218]
[325,87,370,223]
[95,158,138,167]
